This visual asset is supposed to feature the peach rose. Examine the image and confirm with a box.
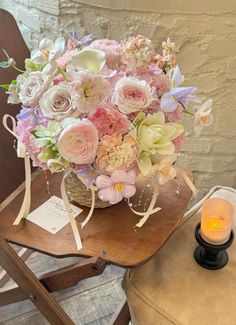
[58,119,98,164]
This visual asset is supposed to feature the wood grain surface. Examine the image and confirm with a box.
[0,171,192,267]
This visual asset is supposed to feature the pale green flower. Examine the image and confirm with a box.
[71,48,106,73]
[38,144,59,163]
[34,121,62,148]
[132,111,184,175]
[47,157,70,173]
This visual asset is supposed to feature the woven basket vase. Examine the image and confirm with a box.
[65,172,111,208]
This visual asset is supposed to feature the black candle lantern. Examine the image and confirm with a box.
[194,222,234,270]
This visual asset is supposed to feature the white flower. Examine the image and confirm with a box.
[153,154,177,185]
[39,83,81,120]
[111,77,154,114]
[30,38,65,76]
[19,71,52,107]
[68,67,111,113]
[71,48,106,73]
[194,99,214,136]
[6,75,27,104]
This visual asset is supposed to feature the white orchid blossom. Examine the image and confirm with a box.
[30,38,65,76]
[193,99,213,136]
[71,48,106,73]
[154,154,177,185]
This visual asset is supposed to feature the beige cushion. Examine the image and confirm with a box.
[123,186,236,325]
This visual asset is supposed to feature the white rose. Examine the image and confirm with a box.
[39,83,81,120]
[111,77,154,114]
[19,71,52,107]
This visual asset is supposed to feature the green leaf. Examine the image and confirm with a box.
[11,79,17,85]
[0,61,10,68]
[31,130,40,138]
[0,83,10,90]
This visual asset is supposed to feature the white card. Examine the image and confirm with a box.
[27,196,83,234]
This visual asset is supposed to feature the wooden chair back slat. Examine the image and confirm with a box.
[0,9,30,203]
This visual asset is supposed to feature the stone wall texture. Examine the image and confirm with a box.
[1,0,236,201]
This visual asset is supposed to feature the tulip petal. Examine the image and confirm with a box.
[72,48,106,73]
[48,38,65,62]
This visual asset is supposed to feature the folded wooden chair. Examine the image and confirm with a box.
[0,9,192,325]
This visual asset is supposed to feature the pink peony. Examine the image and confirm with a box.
[58,119,98,164]
[96,170,136,204]
[89,39,122,68]
[88,104,130,137]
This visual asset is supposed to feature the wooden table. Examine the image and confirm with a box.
[0,171,191,267]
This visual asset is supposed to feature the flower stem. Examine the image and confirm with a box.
[183,109,195,116]
[57,66,69,81]
[13,66,25,73]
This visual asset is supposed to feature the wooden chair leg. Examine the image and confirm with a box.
[0,247,33,288]
[109,299,131,325]
[0,256,107,306]
[0,236,74,325]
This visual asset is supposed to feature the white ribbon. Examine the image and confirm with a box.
[3,114,31,225]
[61,171,82,250]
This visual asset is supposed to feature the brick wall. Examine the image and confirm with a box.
[1,0,236,202]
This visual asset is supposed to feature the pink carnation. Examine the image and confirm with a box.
[88,104,130,137]
[89,39,122,68]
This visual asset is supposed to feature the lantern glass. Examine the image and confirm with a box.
[201,198,234,245]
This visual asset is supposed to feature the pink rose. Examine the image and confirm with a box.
[88,104,130,137]
[89,39,122,68]
[58,119,98,164]
[112,77,154,114]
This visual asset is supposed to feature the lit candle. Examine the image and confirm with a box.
[201,198,234,245]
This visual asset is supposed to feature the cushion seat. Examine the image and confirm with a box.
[123,186,236,325]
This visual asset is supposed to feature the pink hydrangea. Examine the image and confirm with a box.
[57,48,78,70]
[89,39,122,68]
[88,104,130,137]
[16,109,48,169]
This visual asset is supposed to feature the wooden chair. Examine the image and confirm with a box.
[0,9,192,325]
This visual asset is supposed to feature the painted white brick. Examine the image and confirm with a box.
[16,8,40,32]
[31,0,60,15]
[182,137,211,154]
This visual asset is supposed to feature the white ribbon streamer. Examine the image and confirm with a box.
[135,179,160,228]
[61,171,82,250]
[3,114,31,225]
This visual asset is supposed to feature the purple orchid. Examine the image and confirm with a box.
[69,30,93,49]
[74,165,97,189]
[161,65,198,112]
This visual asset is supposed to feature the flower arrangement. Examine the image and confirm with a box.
[1,33,213,249]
